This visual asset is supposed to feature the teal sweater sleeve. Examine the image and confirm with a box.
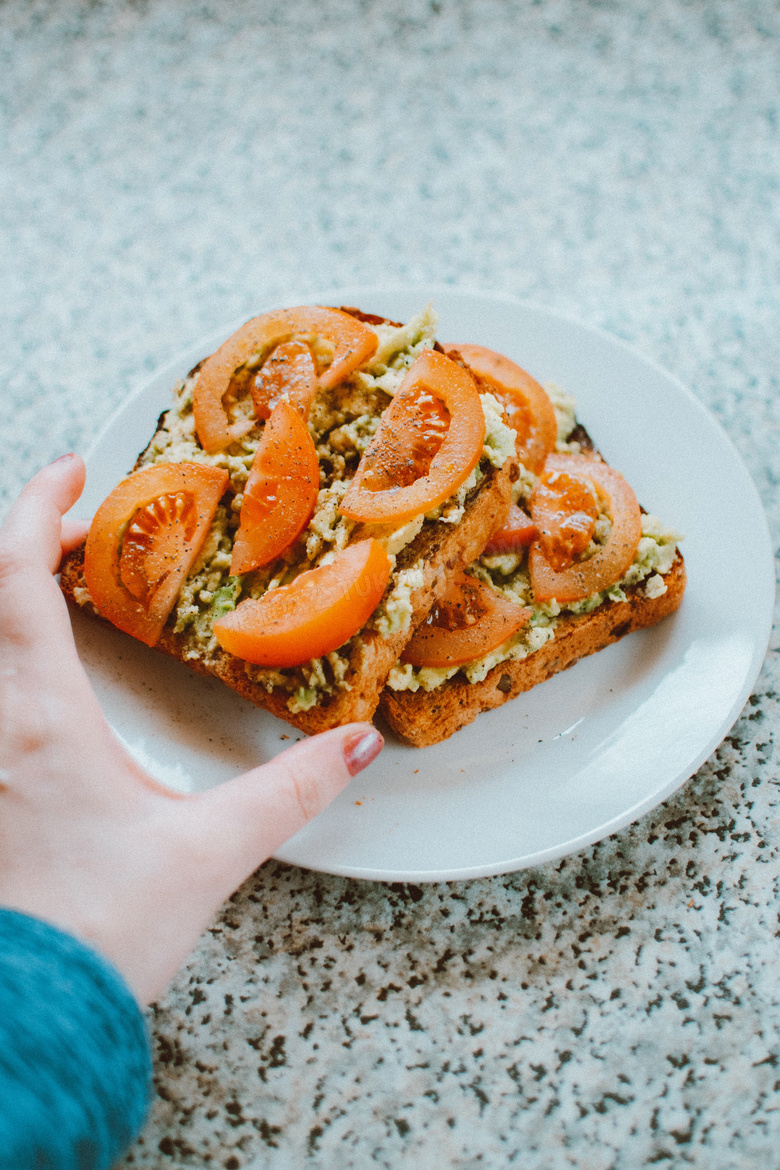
[0,908,152,1169]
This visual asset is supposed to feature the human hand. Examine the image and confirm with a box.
[0,455,383,1004]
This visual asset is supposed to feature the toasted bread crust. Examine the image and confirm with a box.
[59,457,514,734]
[60,307,519,733]
[379,552,686,747]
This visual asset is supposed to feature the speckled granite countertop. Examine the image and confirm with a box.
[2,1,779,1165]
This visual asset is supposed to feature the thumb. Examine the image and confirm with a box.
[181,723,383,893]
[0,454,88,653]
[1,453,87,575]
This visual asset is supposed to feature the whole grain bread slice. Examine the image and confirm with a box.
[59,458,514,734]
[379,551,685,747]
[59,303,517,734]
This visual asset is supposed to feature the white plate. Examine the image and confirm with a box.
[70,286,775,882]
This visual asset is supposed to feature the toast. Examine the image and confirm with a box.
[60,305,516,734]
[380,396,685,747]
[380,553,685,746]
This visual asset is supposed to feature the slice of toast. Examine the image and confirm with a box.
[60,306,516,734]
[379,552,685,747]
[60,462,513,733]
[378,398,686,747]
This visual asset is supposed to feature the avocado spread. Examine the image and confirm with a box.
[128,305,514,712]
[386,387,683,694]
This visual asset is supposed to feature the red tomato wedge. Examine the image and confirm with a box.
[483,503,539,555]
[84,462,229,647]
[339,349,486,525]
[529,454,642,604]
[213,539,392,667]
[445,343,557,474]
[402,571,531,668]
[230,401,319,576]
[251,339,318,421]
[531,467,599,573]
[193,306,378,453]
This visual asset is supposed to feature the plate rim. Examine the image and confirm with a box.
[78,284,776,882]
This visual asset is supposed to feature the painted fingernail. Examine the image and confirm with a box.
[344,728,384,776]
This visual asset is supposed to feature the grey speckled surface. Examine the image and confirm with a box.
[2,1,780,1166]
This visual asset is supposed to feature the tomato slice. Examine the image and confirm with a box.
[531,467,598,572]
[483,503,539,555]
[445,343,557,474]
[402,571,531,668]
[339,349,486,525]
[230,401,319,575]
[359,381,450,493]
[84,462,229,647]
[251,339,318,421]
[213,539,392,667]
[529,454,642,603]
[193,306,379,453]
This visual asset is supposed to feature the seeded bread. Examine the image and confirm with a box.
[379,415,685,746]
[59,308,516,734]
[380,553,686,747]
[379,549,685,747]
[60,462,513,733]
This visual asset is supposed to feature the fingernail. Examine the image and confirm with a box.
[52,453,77,464]
[344,728,384,776]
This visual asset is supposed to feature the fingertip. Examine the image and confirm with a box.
[48,453,87,506]
[31,453,87,529]
[185,722,386,894]
[17,454,86,519]
[343,725,384,776]
[0,455,88,576]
